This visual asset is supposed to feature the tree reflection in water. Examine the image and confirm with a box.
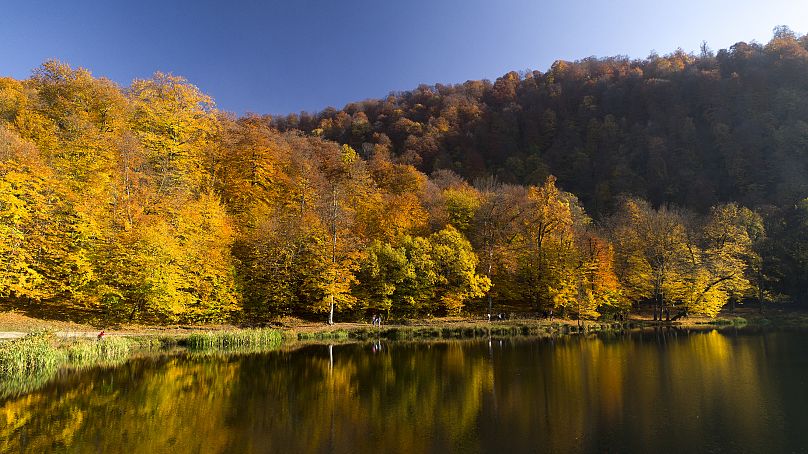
[1,329,806,453]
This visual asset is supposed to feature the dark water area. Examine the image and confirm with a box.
[1,329,808,453]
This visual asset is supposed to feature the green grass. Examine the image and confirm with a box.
[296,322,575,342]
[0,328,284,381]
[0,329,284,399]
[0,331,146,380]
[296,329,350,341]
[185,328,282,351]
[64,336,134,367]
[731,316,749,327]
[0,330,64,377]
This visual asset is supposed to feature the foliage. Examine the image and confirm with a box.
[0,57,779,323]
[608,199,758,316]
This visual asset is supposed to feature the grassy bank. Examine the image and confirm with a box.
[0,328,287,376]
[0,330,64,376]
[0,331,144,377]
[0,308,807,399]
[184,328,283,351]
[291,320,638,342]
[0,328,285,399]
[0,331,141,398]
[285,307,808,341]
[0,308,805,378]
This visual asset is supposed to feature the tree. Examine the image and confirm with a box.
[609,198,762,318]
[129,72,218,193]
[608,198,690,319]
[443,185,481,234]
[316,144,369,324]
[679,204,760,316]
[470,180,526,316]
[576,232,626,320]
[367,228,489,317]
[428,226,491,314]
[27,60,127,193]
[513,176,580,314]
[355,240,411,315]
[0,126,90,303]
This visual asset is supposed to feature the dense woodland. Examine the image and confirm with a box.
[2,29,807,324]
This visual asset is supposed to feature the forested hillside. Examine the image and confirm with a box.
[1,30,807,324]
[275,27,808,214]
[271,27,808,305]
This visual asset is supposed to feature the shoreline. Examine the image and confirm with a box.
[1,306,807,342]
[0,308,806,399]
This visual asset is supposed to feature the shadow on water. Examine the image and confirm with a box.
[1,328,807,453]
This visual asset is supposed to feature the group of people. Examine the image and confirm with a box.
[371,314,383,326]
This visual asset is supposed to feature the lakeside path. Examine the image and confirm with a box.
[0,331,103,339]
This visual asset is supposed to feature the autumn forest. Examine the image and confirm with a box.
[3,29,808,325]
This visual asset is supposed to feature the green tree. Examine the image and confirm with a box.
[355,240,411,315]
[428,226,491,314]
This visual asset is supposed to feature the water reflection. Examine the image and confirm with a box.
[1,329,806,453]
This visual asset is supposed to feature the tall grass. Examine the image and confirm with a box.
[0,329,281,399]
[65,336,134,366]
[0,332,148,399]
[0,330,64,377]
[185,328,282,351]
[0,331,145,379]
[296,329,350,341]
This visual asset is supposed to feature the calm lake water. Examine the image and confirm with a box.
[1,329,807,453]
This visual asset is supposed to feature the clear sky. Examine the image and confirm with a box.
[1,0,806,115]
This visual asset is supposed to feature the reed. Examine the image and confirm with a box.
[296,329,350,341]
[65,336,134,366]
[185,328,282,351]
[0,330,64,377]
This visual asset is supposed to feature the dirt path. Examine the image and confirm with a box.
[0,331,104,339]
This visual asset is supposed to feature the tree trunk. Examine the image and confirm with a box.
[757,268,764,315]
[328,294,334,325]
[670,310,688,322]
[487,251,493,320]
[328,186,337,326]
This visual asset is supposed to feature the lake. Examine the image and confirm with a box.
[1,328,807,453]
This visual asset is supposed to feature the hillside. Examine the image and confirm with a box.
[274,27,808,216]
[2,29,808,326]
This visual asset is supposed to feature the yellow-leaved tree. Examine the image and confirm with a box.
[129,72,218,193]
[0,126,90,303]
[680,204,762,316]
[513,176,580,315]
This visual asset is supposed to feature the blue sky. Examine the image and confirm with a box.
[1,0,806,114]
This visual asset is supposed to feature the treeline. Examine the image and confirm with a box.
[0,57,784,324]
[272,27,808,304]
